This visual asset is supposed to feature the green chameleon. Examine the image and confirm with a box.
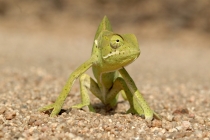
[39,16,160,121]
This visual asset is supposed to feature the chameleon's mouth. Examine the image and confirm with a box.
[120,49,140,58]
[101,48,140,70]
[129,51,140,62]
[102,50,120,59]
[128,50,140,59]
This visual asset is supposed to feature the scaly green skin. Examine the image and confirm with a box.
[39,16,161,121]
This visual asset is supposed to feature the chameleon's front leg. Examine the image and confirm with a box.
[39,57,95,117]
[119,67,161,120]
[71,73,102,112]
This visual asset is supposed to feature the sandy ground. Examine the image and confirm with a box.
[1,16,210,139]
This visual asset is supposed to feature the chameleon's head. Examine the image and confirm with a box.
[98,32,140,71]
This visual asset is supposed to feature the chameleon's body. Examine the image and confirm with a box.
[39,16,160,120]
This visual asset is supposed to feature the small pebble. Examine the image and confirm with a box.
[4,110,16,120]
[173,108,189,115]
[181,121,192,130]
[151,119,162,128]
[195,116,205,124]
[28,116,38,125]
[0,107,6,114]
[166,113,174,122]
[195,130,203,138]
[173,115,182,122]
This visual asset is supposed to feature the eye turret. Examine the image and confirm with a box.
[110,35,124,49]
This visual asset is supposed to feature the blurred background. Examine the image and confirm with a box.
[1,0,210,38]
[0,0,210,83]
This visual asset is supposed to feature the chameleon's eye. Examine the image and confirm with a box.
[110,35,124,49]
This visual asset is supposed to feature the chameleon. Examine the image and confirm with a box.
[39,16,160,121]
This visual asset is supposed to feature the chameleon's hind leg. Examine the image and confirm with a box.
[71,74,101,112]
[107,77,144,117]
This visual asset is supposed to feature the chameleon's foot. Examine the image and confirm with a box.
[72,103,96,112]
[144,114,153,121]
[126,107,161,121]
[144,111,161,121]
[39,103,62,117]
[126,107,145,118]
[153,111,161,120]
